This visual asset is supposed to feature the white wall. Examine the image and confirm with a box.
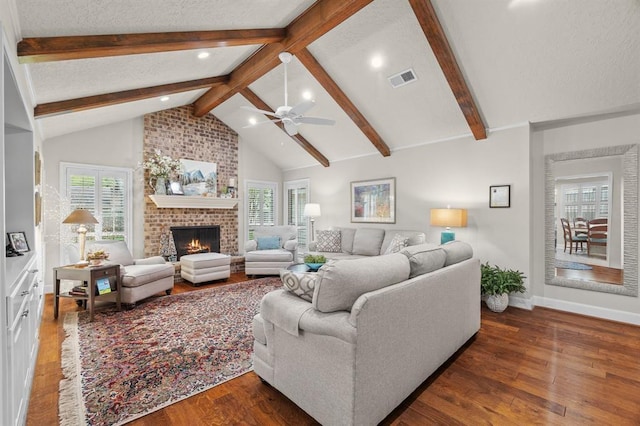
[283,124,533,298]
[42,118,144,291]
[532,112,640,323]
[238,135,283,251]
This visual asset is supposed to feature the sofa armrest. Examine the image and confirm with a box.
[298,309,356,344]
[133,256,167,265]
[245,240,257,252]
[260,289,313,336]
[283,239,298,251]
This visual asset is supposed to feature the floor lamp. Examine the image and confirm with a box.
[63,208,99,261]
[303,203,321,242]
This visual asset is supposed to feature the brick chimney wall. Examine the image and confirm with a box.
[143,105,239,257]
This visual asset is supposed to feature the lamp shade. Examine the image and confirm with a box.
[303,203,321,218]
[62,208,99,225]
[430,208,467,228]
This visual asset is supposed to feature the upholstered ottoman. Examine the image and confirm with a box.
[180,252,231,285]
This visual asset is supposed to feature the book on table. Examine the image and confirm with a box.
[69,285,88,296]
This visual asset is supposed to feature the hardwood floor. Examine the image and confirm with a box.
[27,273,640,425]
[556,265,623,285]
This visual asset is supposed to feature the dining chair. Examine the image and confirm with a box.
[587,218,608,257]
[561,218,587,254]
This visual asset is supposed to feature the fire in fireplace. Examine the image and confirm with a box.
[170,225,221,260]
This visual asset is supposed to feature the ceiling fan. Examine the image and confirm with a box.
[242,52,335,136]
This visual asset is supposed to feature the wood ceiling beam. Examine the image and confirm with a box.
[194,0,374,117]
[34,76,229,118]
[240,88,330,167]
[408,0,487,140]
[18,29,286,63]
[296,48,391,157]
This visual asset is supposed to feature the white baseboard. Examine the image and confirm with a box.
[508,295,533,310]
[532,296,640,325]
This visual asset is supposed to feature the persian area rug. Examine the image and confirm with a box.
[59,277,281,426]
[555,260,593,270]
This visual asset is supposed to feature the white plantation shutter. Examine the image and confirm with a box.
[62,164,132,250]
[246,181,277,240]
[285,179,309,246]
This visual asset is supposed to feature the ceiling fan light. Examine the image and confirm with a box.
[197,51,210,59]
[160,96,170,102]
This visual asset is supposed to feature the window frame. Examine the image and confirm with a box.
[244,179,278,241]
[284,179,310,248]
[59,162,133,261]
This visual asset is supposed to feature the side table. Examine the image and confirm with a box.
[54,263,121,321]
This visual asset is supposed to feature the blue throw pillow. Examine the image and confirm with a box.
[256,236,281,250]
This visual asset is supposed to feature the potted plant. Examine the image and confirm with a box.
[480,262,526,312]
[303,254,327,272]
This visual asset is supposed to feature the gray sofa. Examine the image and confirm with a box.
[307,227,426,260]
[253,241,480,425]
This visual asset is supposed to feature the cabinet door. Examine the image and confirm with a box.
[7,296,31,425]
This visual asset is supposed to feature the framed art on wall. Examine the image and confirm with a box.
[351,177,396,223]
[490,185,511,208]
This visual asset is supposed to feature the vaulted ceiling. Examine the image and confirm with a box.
[14,0,640,170]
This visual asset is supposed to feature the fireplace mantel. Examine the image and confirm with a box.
[149,195,238,209]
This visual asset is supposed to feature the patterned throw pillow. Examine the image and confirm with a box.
[256,236,281,250]
[280,270,317,302]
[316,230,342,252]
[384,234,410,255]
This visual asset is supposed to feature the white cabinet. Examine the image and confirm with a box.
[0,27,40,426]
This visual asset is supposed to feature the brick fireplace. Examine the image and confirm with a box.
[143,105,238,258]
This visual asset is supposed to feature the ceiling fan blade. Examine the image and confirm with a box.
[295,116,336,126]
[283,119,299,136]
[243,119,282,129]
[289,100,315,116]
[241,105,279,118]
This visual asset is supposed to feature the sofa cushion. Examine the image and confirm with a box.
[400,243,446,278]
[253,225,297,249]
[313,253,410,313]
[245,249,294,262]
[257,236,281,250]
[441,241,474,266]
[381,230,426,253]
[280,269,317,302]
[352,228,385,256]
[383,234,409,254]
[86,240,134,266]
[332,227,356,254]
[121,263,175,288]
[316,230,342,252]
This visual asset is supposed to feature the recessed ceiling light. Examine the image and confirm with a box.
[370,55,384,69]
[160,96,170,102]
[248,117,257,126]
[197,51,210,59]
[302,90,313,100]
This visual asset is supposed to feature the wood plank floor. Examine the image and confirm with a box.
[27,273,640,425]
[556,265,623,285]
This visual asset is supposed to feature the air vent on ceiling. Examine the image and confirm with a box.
[388,68,417,88]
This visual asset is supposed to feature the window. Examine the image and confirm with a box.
[61,163,132,250]
[285,179,309,247]
[246,180,278,240]
[559,177,610,223]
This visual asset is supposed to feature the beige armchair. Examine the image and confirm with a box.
[245,225,298,276]
[67,240,175,305]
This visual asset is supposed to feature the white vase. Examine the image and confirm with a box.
[486,293,509,312]
[154,177,167,195]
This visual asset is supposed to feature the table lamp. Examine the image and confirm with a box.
[303,203,321,242]
[63,208,99,261]
[430,208,467,244]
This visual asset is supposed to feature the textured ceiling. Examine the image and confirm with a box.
[14,0,640,170]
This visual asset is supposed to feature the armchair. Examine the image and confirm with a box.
[245,225,298,276]
[67,240,175,305]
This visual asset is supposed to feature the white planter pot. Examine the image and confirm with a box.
[486,293,509,312]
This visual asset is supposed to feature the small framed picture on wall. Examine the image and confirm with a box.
[489,185,511,208]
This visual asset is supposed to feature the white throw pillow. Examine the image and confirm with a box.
[384,234,410,254]
[316,230,342,252]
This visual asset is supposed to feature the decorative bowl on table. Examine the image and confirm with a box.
[86,250,109,266]
[305,262,324,272]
